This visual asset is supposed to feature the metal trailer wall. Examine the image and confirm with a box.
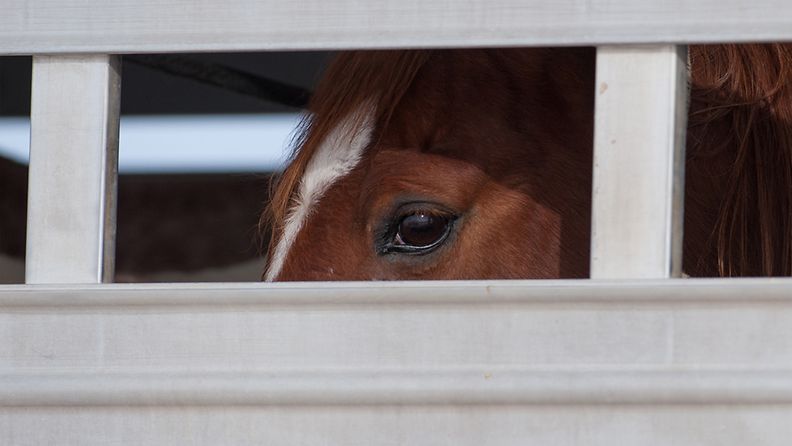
[2,0,792,444]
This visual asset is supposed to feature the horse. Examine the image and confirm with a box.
[262,45,792,281]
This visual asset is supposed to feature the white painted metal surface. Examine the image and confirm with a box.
[25,55,121,284]
[591,46,688,279]
[3,280,792,444]
[2,0,792,54]
[4,406,792,446]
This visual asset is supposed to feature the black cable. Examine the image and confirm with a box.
[125,54,312,109]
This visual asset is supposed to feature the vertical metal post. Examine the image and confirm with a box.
[26,55,121,284]
[591,45,689,279]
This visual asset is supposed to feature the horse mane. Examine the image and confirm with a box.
[260,51,431,270]
[689,44,792,276]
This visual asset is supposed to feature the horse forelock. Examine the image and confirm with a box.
[264,107,374,281]
[262,50,431,280]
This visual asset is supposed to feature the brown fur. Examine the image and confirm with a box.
[687,45,792,276]
[263,45,792,280]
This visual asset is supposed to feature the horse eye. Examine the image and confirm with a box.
[396,213,449,247]
[382,210,453,254]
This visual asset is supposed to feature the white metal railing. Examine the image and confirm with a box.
[4,279,792,444]
[26,55,120,284]
[3,0,792,444]
[591,45,688,279]
[4,0,792,53]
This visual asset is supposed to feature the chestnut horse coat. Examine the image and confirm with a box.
[264,46,792,281]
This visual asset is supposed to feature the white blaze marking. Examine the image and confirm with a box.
[264,109,373,281]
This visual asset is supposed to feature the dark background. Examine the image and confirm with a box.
[1,52,329,116]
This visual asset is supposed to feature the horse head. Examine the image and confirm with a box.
[264,45,792,280]
[264,49,595,281]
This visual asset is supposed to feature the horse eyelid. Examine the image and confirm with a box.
[376,213,457,256]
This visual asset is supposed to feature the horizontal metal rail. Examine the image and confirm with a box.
[5,369,792,406]
[3,0,792,55]
[4,280,792,408]
[2,278,792,306]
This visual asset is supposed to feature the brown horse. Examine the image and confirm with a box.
[262,45,792,281]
